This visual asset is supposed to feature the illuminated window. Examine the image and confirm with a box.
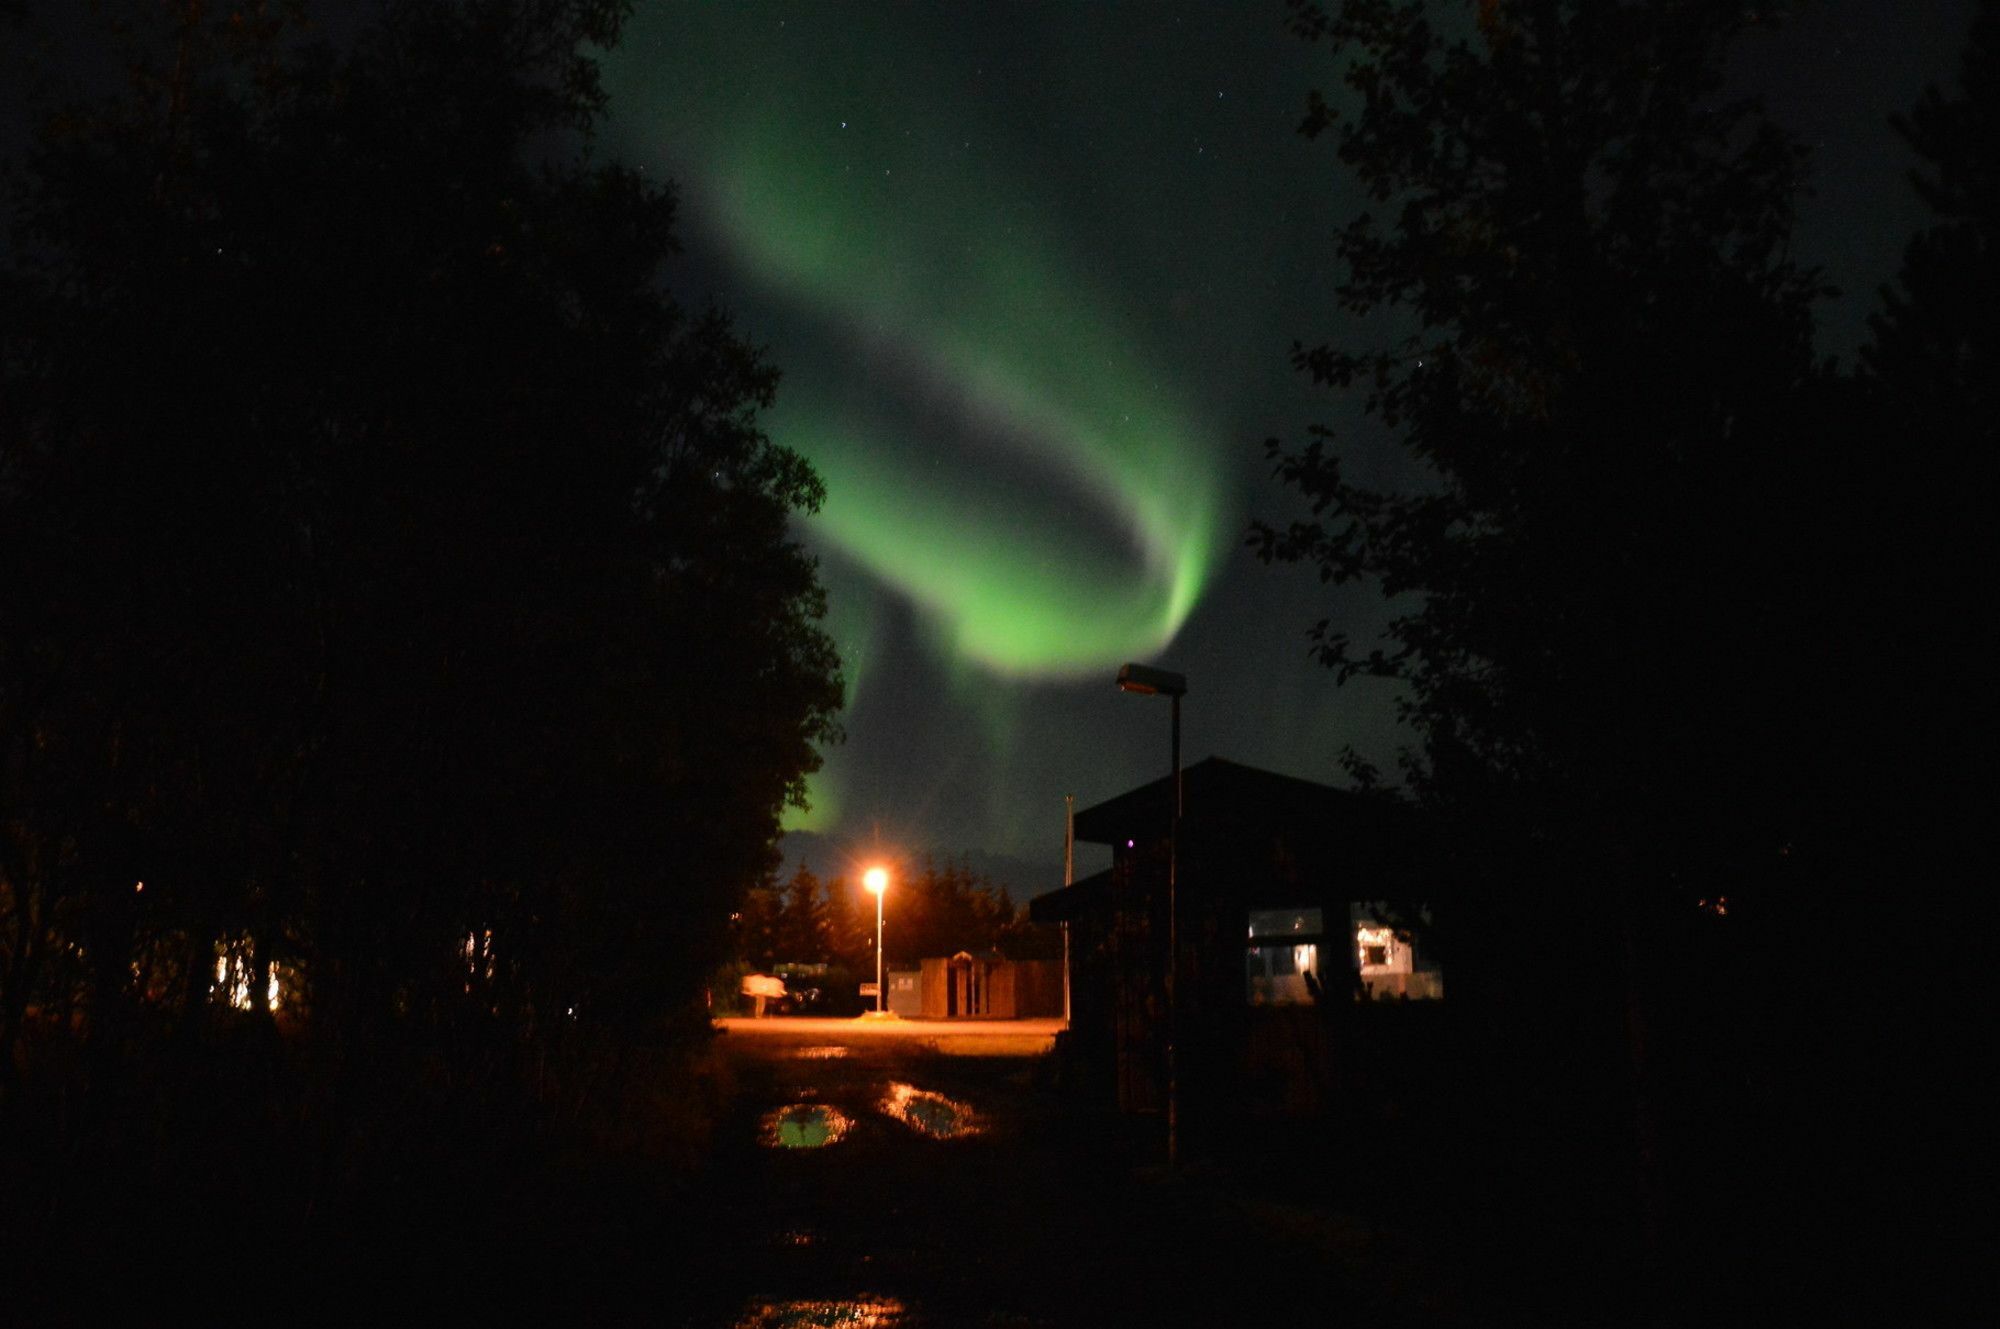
[463,929,496,987]
[1248,908,1322,940]
[1352,904,1443,999]
[1356,925,1402,972]
[1246,907,1323,1005]
[212,933,282,1012]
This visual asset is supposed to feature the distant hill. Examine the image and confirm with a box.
[778,830,1077,908]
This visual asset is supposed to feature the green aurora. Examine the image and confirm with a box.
[607,16,1227,682]
[596,5,1954,862]
[599,6,1407,854]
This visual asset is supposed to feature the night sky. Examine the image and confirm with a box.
[600,1,1979,887]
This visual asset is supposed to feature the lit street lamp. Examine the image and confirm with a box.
[1116,662,1186,1169]
[864,866,890,1015]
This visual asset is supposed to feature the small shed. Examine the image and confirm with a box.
[886,967,922,1016]
[916,952,1063,1019]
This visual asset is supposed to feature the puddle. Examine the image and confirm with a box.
[880,1082,980,1139]
[732,1298,905,1329]
[760,1103,853,1149]
[791,1046,850,1060]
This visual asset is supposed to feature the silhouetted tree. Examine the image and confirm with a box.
[879,857,1019,965]
[735,884,782,971]
[1846,8,1997,1282]
[1261,0,1823,846]
[1862,0,1997,867]
[0,0,840,1135]
[771,864,831,965]
[823,872,879,974]
[1253,0,1888,1301]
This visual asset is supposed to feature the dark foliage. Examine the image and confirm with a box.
[0,0,841,1252]
[1257,0,1987,1314]
[1862,0,1998,861]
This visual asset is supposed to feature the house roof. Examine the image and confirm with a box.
[1028,759,1421,925]
[1069,755,1385,846]
[1027,868,1110,924]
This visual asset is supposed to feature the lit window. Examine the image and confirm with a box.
[212,933,281,1012]
[1246,907,1324,1005]
[1356,925,1400,971]
[1248,907,1322,939]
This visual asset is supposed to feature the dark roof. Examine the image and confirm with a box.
[1029,759,1418,925]
[1070,756,1375,845]
[1028,868,1110,924]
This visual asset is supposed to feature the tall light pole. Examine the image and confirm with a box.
[1116,662,1186,1168]
[864,866,889,1014]
[1063,793,1075,1025]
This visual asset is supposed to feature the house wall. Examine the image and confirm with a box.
[1108,864,1164,1114]
[1239,1006,1334,1117]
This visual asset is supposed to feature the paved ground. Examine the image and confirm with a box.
[675,1019,1476,1329]
[714,1016,1063,1058]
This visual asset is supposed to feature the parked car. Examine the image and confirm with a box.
[774,974,824,1015]
[772,966,864,1016]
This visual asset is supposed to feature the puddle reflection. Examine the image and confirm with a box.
[760,1103,853,1149]
[732,1298,905,1328]
[879,1082,980,1139]
[791,1045,850,1060]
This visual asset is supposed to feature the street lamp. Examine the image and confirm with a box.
[864,866,889,1015]
[1116,662,1186,1169]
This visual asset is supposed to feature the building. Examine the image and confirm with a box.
[912,951,1063,1019]
[885,967,922,1017]
[1030,757,1441,1123]
[1351,903,1444,1001]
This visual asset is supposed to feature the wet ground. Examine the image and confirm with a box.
[675,1020,1473,1329]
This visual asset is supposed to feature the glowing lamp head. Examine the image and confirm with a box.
[863,867,889,896]
[1116,662,1187,697]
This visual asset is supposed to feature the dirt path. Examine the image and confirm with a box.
[672,1023,1471,1328]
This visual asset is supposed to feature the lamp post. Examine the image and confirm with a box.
[1063,793,1075,1025]
[864,866,889,1014]
[1116,661,1186,1168]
